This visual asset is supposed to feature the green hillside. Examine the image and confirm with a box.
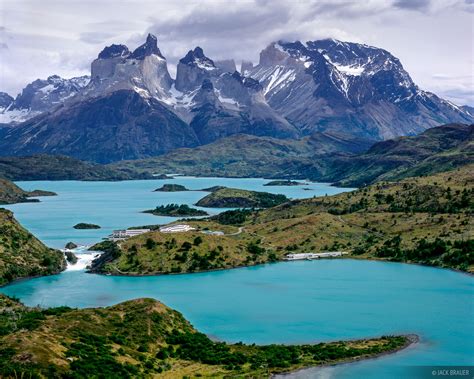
[112,124,472,187]
[0,155,153,181]
[90,165,473,276]
[0,295,412,378]
[325,123,473,186]
[0,209,65,285]
[111,132,371,179]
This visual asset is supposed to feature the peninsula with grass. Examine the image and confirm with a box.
[0,294,414,378]
[0,178,56,205]
[89,165,473,276]
[196,188,289,208]
[143,204,208,217]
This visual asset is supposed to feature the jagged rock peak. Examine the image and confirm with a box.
[243,77,262,91]
[180,47,215,69]
[201,78,214,91]
[241,60,254,74]
[130,33,164,60]
[0,92,14,108]
[215,59,236,73]
[229,71,262,91]
[259,42,292,66]
[98,44,130,59]
[231,71,243,82]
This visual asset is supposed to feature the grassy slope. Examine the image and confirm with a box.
[110,125,471,186]
[0,209,65,285]
[110,132,371,179]
[196,187,289,208]
[92,165,473,275]
[110,134,316,178]
[0,179,32,205]
[0,294,411,378]
[0,154,153,181]
[325,123,473,187]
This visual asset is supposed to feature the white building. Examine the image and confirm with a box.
[109,229,151,240]
[159,224,196,233]
[285,252,348,260]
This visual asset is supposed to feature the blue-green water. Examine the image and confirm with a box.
[6,177,344,248]
[2,260,473,378]
[1,179,473,378]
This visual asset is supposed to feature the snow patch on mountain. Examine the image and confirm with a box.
[0,75,89,125]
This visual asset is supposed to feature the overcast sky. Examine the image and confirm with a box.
[0,0,473,105]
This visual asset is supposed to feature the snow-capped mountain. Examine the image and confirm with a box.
[245,39,473,139]
[0,75,89,125]
[0,35,472,163]
[172,46,299,143]
[0,92,13,114]
[82,34,172,101]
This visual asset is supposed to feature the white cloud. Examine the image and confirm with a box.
[0,0,473,105]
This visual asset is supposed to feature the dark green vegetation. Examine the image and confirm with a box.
[264,180,306,186]
[154,184,188,192]
[111,124,472,186]
[372,238,473,271]
[0,178,56,205]
[1,124,469,189]
[0,209,65,286]
[144,204,208,217]
[211,209,253,225]
[73,223,101,229]
[247,165,474,272]
[111,132,372,180]
[91,165,473,276]
[322,123,474,187]
[0,295,412,378]
[196,188,289,208]
[0,154,153,181]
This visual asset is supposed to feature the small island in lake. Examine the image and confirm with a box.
[73,223,101,229]
[264,180,307,186]
[154,184,188,192]
[143,204,208,217]
[196,188,289,208]
[65,242,78,249]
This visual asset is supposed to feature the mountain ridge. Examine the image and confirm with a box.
[111,123,473,185]
[0,34,472,163]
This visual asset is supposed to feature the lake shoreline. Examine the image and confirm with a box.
[273,334,420,378]
[3,252,470,291]
[0,265,67,289]
[86,253,473,279]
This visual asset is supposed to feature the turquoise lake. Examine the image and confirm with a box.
[1,178,473,378]
[6,177,345,248]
